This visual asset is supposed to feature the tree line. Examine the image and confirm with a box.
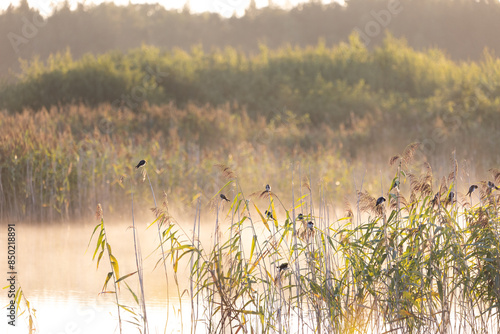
[1,0,500,79]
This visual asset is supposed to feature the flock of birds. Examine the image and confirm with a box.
[135,159,500,276]
[371,182,498,210]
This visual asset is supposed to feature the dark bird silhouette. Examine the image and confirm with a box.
[376,197,386,206]
[488,181,500,190]
[307,221,314,229]
[431,192,440,207]
[390,180,400,191]
[277,263,288,272]
[265,210,275,220]
[448,191,454,204]
[220,194,230,202]
[466,185,478,197]
[297,213,304,220]
[259,184,272,198]
[135,159,146,168]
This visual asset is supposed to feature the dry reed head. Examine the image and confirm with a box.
[162,191,169,209]
[409,173,419,194]
[422,162,433,185]
[259,187,272,199]
[407,167,432,198]
[438,176,448,196]
[389,194,399,210]
[151,206,173,227]
[298,223,315,242]
[358,191,384,216]
[489,168,500,184]
[344,199,354,222]
[470,207,489,229]
[214,163,237,179]
[389,142,420,168]
[302,176,311,192]
[478,181,493,199]
[389,155,400,167]
[402,142,420,166]
[95,203,103,220]
[447,155,458,182]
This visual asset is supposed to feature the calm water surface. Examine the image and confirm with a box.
[1,220,206,334]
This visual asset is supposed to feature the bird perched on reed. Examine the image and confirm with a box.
[277,263,288,272]
[479,180,500,198]
[265,210,275,220]
[258,184,272,198]
[220,194,230,202]
[445,191,455,206]
[466,185,478,196]
[431,192,440,208]
[298,218,315,241]
[488,181,499,190]
[297,213,306,226]
[135,159,146,168]
[275,262,289,286]
[390,180,400,191]
[376,197,386,206]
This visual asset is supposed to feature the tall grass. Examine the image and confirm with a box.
[0,103,352,222]
[2,102,498,224]
[86,147,500,333]
[88,203,148,333]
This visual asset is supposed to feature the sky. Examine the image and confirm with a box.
[1,0,337,17]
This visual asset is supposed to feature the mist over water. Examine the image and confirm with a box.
[0,219,201,333]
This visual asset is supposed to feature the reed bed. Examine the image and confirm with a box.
[84,144,500,334]
[0,103,352,222]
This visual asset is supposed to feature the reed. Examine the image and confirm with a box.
[88,203,148,333]
[0,104,354,223]
[94,152,500,333]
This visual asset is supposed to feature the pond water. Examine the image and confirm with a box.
[1,220,206,334]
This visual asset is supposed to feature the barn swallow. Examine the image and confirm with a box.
[431,192,439,207]
[265,210,275,220]
[135,159,146,168]
[220,194,230,202]
[307,221,314,230]
[488,181,500,190]
[376,197,386,206]
[277,263,288,272]
[260,184,272,198]
[390,180,400,191]
[466,185,478,196]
